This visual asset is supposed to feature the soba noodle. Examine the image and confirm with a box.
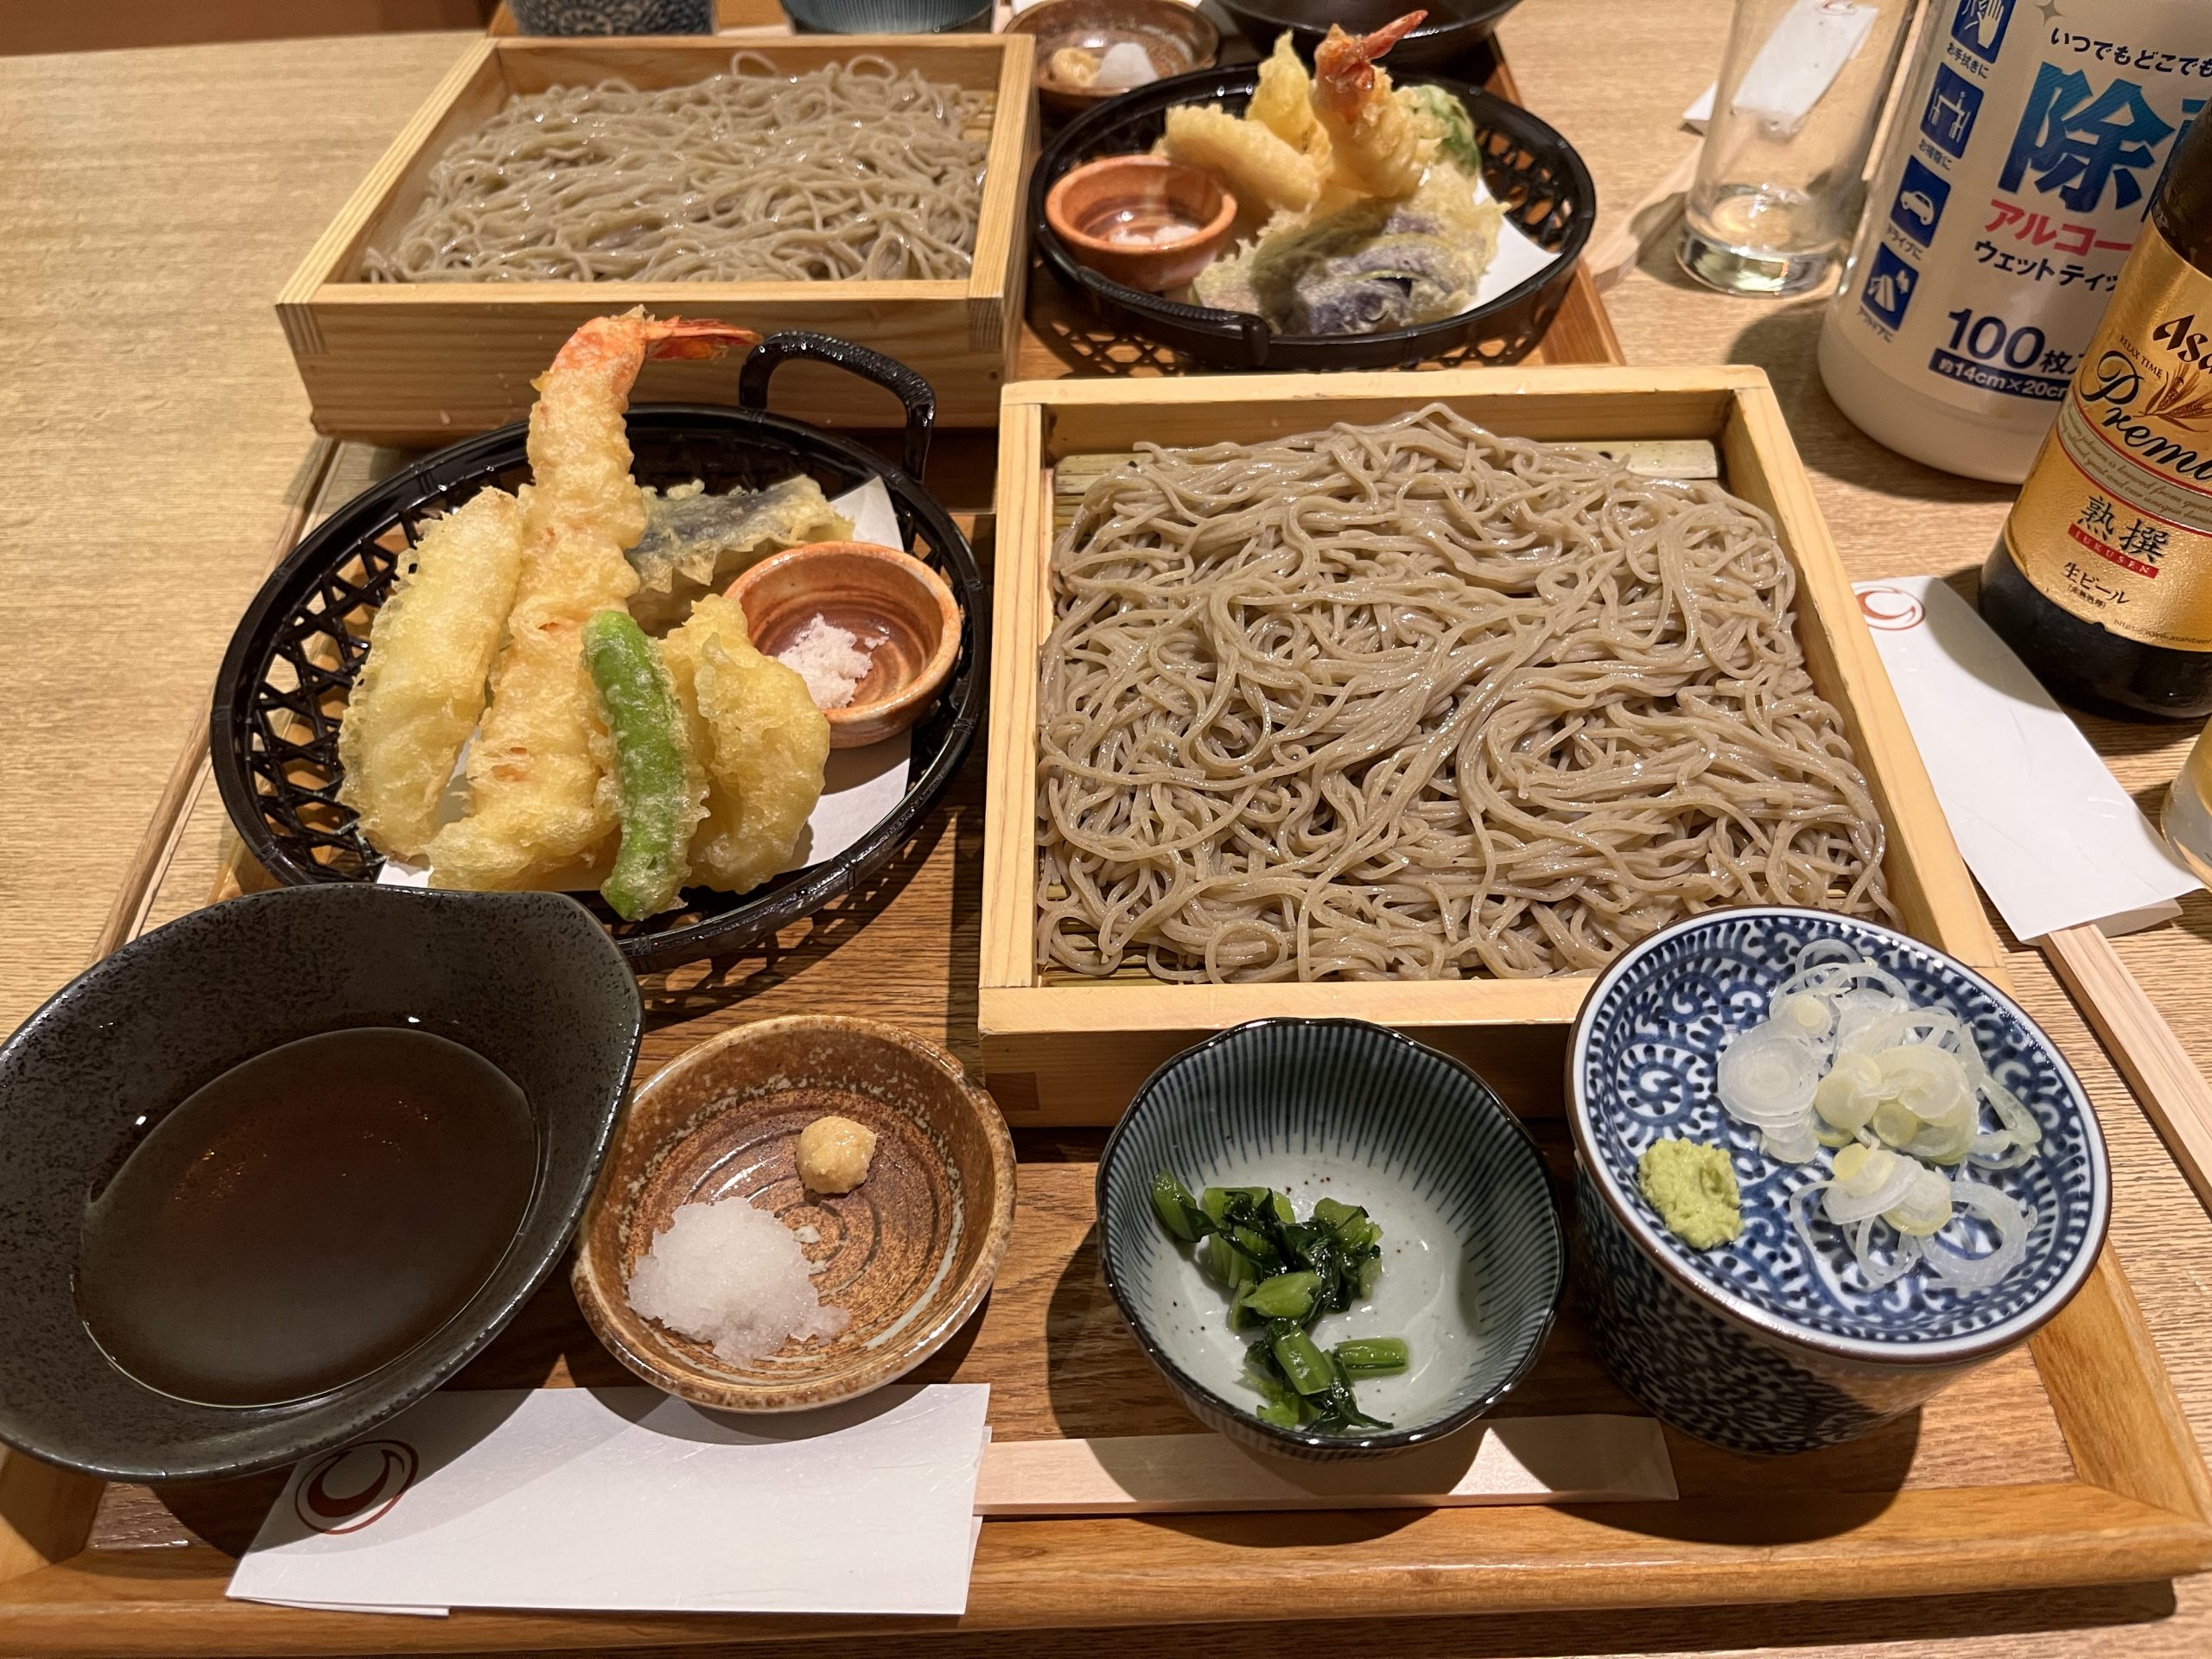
[1037,406,1895,983]
[364,54,991,284]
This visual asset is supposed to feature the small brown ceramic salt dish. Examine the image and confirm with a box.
[1007,0,1220,117]
[725,540,962,749]
[572,1014,1015,1413]
[1044,156,1237,294]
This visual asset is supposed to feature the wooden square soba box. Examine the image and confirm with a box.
[276,34,1035,441]
[979,366,1996,1125]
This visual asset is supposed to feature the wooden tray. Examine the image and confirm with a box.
[6,466,2211,1659]
[976,365,1994,1122]
[276,33,1036,439]
[5,81,2209,1648]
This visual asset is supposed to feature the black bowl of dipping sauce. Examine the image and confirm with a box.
[0,885,640,1482]
[1213,0,1523,71]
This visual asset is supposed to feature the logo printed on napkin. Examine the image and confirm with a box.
[293,1441,419,1535]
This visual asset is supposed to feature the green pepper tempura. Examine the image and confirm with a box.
[581,608,704,921]
[1150,1173,1408,1434]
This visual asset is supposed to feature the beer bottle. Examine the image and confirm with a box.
[1980,105,2212,719]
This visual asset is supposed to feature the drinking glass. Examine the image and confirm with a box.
[2163,721,2212,888]
[1680,0,1918,296]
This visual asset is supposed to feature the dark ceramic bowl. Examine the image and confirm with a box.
[1567,908,2109,1455]
[782,0,993,30]
[1215,0,1522,70]
[0,886,642,1482]
[507,0,714,32]
[1007,0,1222,116]
[1097,1019,1562,1461]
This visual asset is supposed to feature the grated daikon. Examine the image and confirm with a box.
[1093,41,1160,90]
[625,1195,848,1364]
[776,614,881,710]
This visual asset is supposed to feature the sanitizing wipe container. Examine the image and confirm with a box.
[1819,0,2212,482]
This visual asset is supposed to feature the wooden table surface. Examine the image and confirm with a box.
[5,3,2212,1656]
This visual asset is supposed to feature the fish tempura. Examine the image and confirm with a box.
[427,310,755,890]
[662,593,830,895]
[336,487,525,859]
[1163,104,1321,217]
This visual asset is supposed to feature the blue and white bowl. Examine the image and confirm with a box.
[1097,1019,1563,1461]
[1568,907,2109,1456]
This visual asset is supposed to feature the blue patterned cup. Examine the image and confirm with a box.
[1567,908,2109,1456]
[509,0,715,34]
[1097,1019,1563,1461]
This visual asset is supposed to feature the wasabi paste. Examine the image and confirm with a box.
[1637,1139,1742,1250]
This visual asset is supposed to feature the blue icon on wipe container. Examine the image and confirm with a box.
[1949,0,2013,64]
[1922,64,1983,159]
[1860,246,1917,331]
[1889,156,1951,248]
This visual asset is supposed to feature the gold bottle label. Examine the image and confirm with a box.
[2005,226,2212,652]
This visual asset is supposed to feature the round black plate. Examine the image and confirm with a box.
[210,340,986,975]
[1033,65,1594,371]
[1214,0,1523,71]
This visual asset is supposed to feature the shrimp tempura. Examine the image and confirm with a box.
[1313,13,1437,200]
[428,310,756,890]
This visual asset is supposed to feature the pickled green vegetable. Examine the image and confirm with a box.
[1333,1338,1410,1376]
[1151,1172,1204,1241]
[1237,1269,1319,1323]
[1151,1173,1408,1434]
[582,609,700,921]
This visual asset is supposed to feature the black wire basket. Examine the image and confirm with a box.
[209,332,986,975]
[1033,66,1594,371]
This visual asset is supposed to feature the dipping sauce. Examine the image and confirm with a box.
[76,1027,536,1408]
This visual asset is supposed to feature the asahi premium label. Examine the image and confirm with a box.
[1836,0,2211,418]
[2006,226,2212,649]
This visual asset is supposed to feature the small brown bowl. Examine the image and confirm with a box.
[572,1015,1016,1414]
[725,541,961,750]
[1007,0,1221,117]
[1044,156,1236,294]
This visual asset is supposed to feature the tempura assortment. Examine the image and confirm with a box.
[1160,16,1505,336]
[336,309,836,919]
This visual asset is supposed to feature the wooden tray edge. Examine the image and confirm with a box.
[2,1481,2208,1656]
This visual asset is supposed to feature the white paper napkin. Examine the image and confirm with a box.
[1730,0,1879,137]
[229,1385,991,1618]
[1853,575,2199,941]
[1476,170,1567,302]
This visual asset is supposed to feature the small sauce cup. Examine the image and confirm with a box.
[1045,156,1237,294]
[726,541,962,750]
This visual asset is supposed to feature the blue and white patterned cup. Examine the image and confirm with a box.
[509,0,715,35]
[1567,908,2109,1456]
